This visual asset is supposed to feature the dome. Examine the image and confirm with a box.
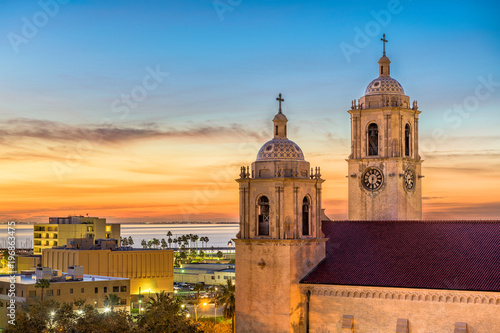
[256,138,305,161]
[365,76,405,96]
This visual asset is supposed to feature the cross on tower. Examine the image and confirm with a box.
[276,93,284,114]
[381,34,388,56]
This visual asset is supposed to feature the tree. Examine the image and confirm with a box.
[217,251,224,260]
[127,236,134,247]
[152,238,160,249]
[147,240,153,249]
[136,291,199,333]
[167,231,173,248]
[217,278,236,333]
[35,278,50,301]
[190,249,197,261]
[104,293,121,310]
[173,238,178,249]
[199,250,205,260]
[191,235,199,250]
[121,237,128,246]
[141,239,147,249]
[161,238,167,249]
[210,246,215,259]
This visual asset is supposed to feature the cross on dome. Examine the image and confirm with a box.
[381,34,388,56]
[276,93,284,114]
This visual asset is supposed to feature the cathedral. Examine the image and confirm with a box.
[234,37,500,333]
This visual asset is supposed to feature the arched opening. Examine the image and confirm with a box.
[380,66,383,75]
[258,196,270,236]
[302,197,310,236]
[368,123,379,156]
[405,124,411,156]
[275,125,278,136]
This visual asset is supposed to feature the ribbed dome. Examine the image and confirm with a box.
[365,76,405,96]
[256,138,305,161]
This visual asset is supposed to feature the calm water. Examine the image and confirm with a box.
[0,223,239,249]
[121,224,239,248]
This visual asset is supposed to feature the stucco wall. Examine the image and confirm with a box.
[302,285,500,333]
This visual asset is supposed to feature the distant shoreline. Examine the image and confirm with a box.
[0,221,239,225]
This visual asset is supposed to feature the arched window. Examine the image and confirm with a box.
[302,197,310,236]
[275,125,278,136]
[405,124,411,156]
[258,196,269,236]
[368,123,379,156]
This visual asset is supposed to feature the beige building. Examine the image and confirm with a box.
[174,263,235,285]
[33,216,120,254]
[42,241,174,295]
[235,38,500,333]
[0,268,130,330]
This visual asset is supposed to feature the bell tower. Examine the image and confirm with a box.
[347,35,423,220]
[235,94,327,333]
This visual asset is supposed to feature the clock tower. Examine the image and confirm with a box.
[347,35,423,220]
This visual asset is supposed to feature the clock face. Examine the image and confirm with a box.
[404,168,415,191]
[362,168,383,191]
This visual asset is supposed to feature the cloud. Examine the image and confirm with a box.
[423,201,500,220]
[0,118,267,144]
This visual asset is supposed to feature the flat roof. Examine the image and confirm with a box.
[0,274,128,285]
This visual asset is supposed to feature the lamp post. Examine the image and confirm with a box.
[214,299,217,324]
[194,302,207,322]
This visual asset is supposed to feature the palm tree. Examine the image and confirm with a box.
[210,246,215,259]
[160,239,167,249]
[217,251,224,260]
[153,238,160,248]
[166,231,172,248]
[173,238,178,249]
[35,278,50,301]
[103,293,121,310]
[141,239,147,249]
[191,235,199,250]
[217,278,235,332]
[121,237,128,246]
[127,236,134,247]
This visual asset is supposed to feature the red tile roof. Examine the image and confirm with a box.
[300,220,500,291]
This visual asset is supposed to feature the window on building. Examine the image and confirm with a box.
[104,287,107,293]
[275,125,278,136]
[113,286,119,293]
[70,288,73,294]
[0,288,4,294]
[211,276,215,280]
[120,299,126,305]
[46,290,53,297]
[368,123,379,156]
[29,290,36,297]
[57,289,60,296]
[258,196,270,236]
[405,124,411,156]
[0,301,3,307]
[302,197,310,236]
[21,290,24,297]
[95,287,98,294]
[224,276,228,279]
[81,288,84,293]
[120,286,127,292]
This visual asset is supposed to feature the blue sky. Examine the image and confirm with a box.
[0,0,499,221]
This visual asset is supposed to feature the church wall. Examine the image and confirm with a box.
[303,285,500,333]
[235,239,326,333]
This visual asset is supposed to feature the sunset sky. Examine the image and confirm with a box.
[0,0,499,222]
